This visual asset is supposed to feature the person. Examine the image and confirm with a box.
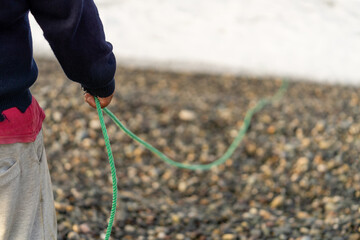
[0,0,116,239]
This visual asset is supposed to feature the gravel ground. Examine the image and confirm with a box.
[31,59,360,240]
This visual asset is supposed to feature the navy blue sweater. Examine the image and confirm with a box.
[0,0,116,116]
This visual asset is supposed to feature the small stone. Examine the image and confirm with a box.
[250,229,262,238]
[259,209,273,220]
[249,208,258,215]
[178,110,196,121]
[319,140,332,149]
[52,111,62,122]
[300,227,309,234]
[270,195,284,209]
[222,233,236,240]
[212,228,221,235]
[294,157,309,173]
[79,223,91,233]
[301,138,311,147]
[267,125,276,134]
[309,228,321,236]
[54,202,74,212]
[325,202,337,212]
[178,182,187,192]
[245,143,257,155]
[67,231,80,240]
[171,214,180,224]
[261,223,270,236]
[157,232,166,239]
[72,224,79,233]
[218,108,231,119]
[297,211,310,219]
[75,130,88,142]
[317,164,327,172]
[100,233,106,239]
[125,225,135,232]
[176,233,185,240]
[350,233,360,240]
[89,119,101,129]
[301,236,312,240]
[260,114,272,123]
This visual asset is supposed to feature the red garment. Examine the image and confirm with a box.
[0,97,45,144]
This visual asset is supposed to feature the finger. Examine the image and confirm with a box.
[99,98,107,108]
[101,99,111,108]
[85,94,96,108]
[99,96,113,108]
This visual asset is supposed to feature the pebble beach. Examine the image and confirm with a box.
[31,59,360,240]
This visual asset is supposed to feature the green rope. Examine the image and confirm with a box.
[96,80,288,238]
[102,80,288,170]
[95,98,118,240]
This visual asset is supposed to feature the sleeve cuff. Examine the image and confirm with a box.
[82,78,115,98]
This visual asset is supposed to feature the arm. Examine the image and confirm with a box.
[29,0,116,103]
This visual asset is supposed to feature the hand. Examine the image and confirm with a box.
[84,93,113,109]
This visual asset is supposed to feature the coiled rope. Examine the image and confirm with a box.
[95,80,288,239]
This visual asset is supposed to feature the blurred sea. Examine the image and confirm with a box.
[30,0,360,84]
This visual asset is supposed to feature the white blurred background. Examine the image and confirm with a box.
[30,0,360,84]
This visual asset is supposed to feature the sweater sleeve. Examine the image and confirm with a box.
[29,0,116,97]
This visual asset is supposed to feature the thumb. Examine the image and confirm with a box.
[84,93,97,108]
